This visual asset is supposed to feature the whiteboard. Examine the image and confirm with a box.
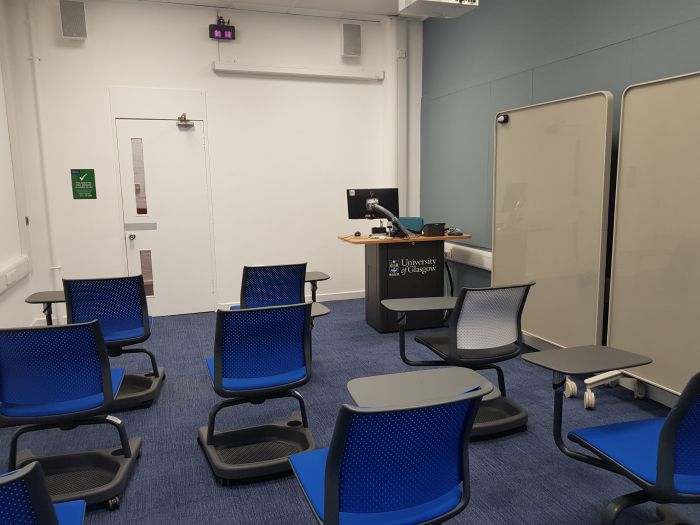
[608,72,700,395]
[492,92,613,348]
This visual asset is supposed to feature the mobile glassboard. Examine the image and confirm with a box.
[492,92,613,349]
[608,72,700,395]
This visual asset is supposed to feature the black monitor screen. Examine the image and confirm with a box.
[347,188,399,220]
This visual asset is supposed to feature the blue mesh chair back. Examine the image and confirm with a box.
[0,322,111,417]
[451,283,533,352]
[674,398,700,477]
[63,276,149,341]
[0,461,86,525]
[240,263,307,308]
[658,372,700,488]
[214,303,311,393]
[329,396,478,517]
[0,462,58,524]
[567,373,700,518]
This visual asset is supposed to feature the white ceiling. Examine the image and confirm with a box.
[145,0,400,17]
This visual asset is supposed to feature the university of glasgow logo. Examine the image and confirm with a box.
[388,259,400,277]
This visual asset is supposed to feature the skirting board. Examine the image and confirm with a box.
[217,290,364,309]
[307,290,364,302]
[32,315,65,326]
[523,332,561,352]
[617,377,677,408]
[34,291,366,325]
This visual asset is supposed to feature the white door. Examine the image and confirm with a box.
[116,119,215,316]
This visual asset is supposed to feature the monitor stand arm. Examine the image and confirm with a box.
[367,202,413,238]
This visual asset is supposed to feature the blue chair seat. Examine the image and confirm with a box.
[54,499,86,524]
[290,448,463,524]
[103,316,153,343]
[0,368,125,417]
[569,418,700,494]
[206,357,306,391]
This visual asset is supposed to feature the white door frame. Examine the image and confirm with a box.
[109,87,218,307]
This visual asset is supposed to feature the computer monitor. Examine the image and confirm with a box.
[346,188,399,220]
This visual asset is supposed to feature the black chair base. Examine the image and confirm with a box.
[198,411,314,483]
[112,368,165,411]
[653,505,696,525]
[471,396,528,440]
[410,334,529,440]
[600,494,698,525]
[16,437,142,510]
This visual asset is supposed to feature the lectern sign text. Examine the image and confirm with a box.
[388,258,438,277]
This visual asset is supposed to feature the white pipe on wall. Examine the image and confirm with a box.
[406,20,422,216]
[26,0,60,288]
[395,18,409,213]
[380,18,398,194]
[212,61,385,81]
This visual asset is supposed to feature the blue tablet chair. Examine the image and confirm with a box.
[0,461,85,524]
[568,372,700,524]
[233,263,307,309]
[64,276,164,410]
[0,321,141,510]
[199,303,315,483]
[290,390,485,525]
[233,262,329,329]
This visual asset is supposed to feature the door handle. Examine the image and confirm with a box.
[129,234,136,240]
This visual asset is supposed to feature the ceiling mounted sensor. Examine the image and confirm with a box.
[398,0,478,19]
[210,16,235,41]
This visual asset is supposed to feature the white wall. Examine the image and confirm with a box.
[0,61,21,270]
[0,2,39,328]
[1,0,424,314]
[0,57,35,328]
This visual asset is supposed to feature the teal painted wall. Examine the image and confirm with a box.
[421,0,700,255]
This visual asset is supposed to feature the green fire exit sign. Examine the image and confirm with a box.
[71,169,96,199]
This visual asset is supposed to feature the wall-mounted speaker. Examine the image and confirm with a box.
[60,0,87,39]
[342,23,361,58]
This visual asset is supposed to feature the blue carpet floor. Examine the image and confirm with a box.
[2,298,698,524]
